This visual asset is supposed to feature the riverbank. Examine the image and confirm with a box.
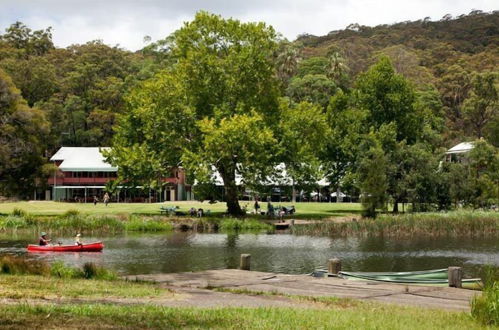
[292,211,499,237]
[0,267,489,329]
[1,210,498,237]
[0,202,497,236]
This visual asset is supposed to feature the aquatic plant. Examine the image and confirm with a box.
[11,208,27,217]
[472,281,499,325]
[0,215,28,230]
[124,215,173,232]
[219,218,272,231]
[292,211,499,237]
[1,256,117,280]
[0,255,50,275]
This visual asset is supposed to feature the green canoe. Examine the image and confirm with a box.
[339,268,448,281]
[337,269,481,288]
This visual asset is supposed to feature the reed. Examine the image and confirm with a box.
[471,283,499,325]
[0,211,174,233]
[219,218,272,231]
[0,255,50,276]
[124,215,173,232]
[292,211,499,237]
[1,256,116,280]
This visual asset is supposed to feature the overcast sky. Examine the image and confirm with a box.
[0,0,497,51]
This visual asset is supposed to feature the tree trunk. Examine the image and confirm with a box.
[392,198,400,213]
[218,164,244,216]
[292,180,296,203]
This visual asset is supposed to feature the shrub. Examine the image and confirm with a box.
[50,261,82,278]
[472,282,499,326]
[82,262,117,280]
[124,216,173,232]
[471,266,499,326]
[0,255,50,276]
[220,218,272,231]
[11,208,27,217]
[62,209,80,218]
[0,216,28,230]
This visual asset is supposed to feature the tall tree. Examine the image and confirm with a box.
[108,12,283,215]
[0,69,49,197]
[462,72,498,138]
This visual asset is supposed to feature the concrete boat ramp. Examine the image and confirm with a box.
[126,269,479,311]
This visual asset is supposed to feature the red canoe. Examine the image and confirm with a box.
[27,242,104,252]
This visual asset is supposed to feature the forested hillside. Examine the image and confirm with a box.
[0,11,497,205]
[286,10,499,143]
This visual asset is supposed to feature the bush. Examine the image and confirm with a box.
[0,215,28,230]
[11,208,27,217]
[62,209,80,218]
[220,218,272,231]
[0,255,50,276]
[471,266,499,326]
[0,256,117,281]
[124,216,173,232]
[472,282,499,326]
[50,261,82,278]
[82,262,117,280]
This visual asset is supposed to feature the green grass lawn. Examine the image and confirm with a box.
[0,274,168,300]
[0,201,362,218]
[0,263,491,329]
[0,301,486,329]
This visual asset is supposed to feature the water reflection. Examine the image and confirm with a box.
[0,231,497,277]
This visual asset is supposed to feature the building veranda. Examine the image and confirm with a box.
[47,147,192,202]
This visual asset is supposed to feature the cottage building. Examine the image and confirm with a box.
[445,142,474,163]
[47,147,191,202]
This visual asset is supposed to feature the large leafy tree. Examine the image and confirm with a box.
[108,12,284,215]
[326,57,439,215]
[462,72,498,138]
[0,69,49,197]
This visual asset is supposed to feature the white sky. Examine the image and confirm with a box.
[0,0,497,51]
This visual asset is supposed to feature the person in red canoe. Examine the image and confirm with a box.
[75,233,83,246]
[39,232,51,246]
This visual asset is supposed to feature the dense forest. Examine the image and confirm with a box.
[0,11,497,214]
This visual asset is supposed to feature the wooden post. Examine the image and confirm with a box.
[240,254,251,271]
[290,219,295,226]
[328,258,341,274]
[448,266,462,288]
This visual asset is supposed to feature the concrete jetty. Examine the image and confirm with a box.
[126,269,479,311]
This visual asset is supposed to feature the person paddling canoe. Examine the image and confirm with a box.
[39,232,51,246]
[75,233,83,246]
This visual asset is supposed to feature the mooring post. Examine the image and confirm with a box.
[328,258,342,274]
[240,254,251,271]
[290,219,295,226]
[448,266,462,288]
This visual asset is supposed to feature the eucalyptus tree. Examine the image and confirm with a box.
[108,13,273,214]
[0,69,49,197]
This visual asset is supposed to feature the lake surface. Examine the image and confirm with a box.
[0,231,497,277]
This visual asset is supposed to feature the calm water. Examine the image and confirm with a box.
[0,232,497,277]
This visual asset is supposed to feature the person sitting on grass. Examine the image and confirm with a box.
[75,233,82,246]
[39,232,51,246]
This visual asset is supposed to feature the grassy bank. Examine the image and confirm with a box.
[471,266,499,326]
[0,201,361,218]
[0,300,487,329]
[0,256,490,329]
[0,256,167,301]
[0,208,272,233]
[0,210,174,233]
[292,211,499,237]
